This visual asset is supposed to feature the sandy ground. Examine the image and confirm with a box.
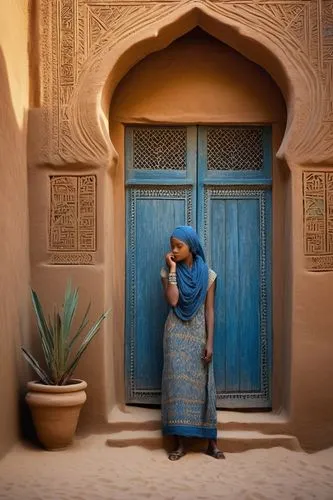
[0,435,333,500]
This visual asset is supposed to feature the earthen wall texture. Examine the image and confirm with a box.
[37,0,333,164]
[27,0,333,449]
[0,0,30,459]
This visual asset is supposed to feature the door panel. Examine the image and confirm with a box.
[201,187,272,407]
[135,197,187,388]
[125,126,196,404]
[198,125,272,408]
[125,124,272,408]
[238,198,261,392]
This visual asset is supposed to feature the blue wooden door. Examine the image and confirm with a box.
[125,125,272,408]
[197,126,272,408]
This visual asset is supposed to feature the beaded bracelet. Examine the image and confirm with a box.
[168,272,177,285]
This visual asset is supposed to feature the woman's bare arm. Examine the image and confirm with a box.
[161,277,179,307]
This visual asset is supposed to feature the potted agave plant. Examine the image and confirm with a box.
[21,281,109,450]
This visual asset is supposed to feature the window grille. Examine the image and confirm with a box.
[132,127,187,170]
[207,127,264,171]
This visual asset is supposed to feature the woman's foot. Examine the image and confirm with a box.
[168,448,186,461]
[168,436,185,461]
[206,440,226,459]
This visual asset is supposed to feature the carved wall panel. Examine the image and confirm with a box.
[39,1,333,270]
[303,171,333,270]
[38,0,333,166]
[49,175,96,264]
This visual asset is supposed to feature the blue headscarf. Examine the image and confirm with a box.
[171,226,209,321]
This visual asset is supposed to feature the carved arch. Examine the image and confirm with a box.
[61,0,324,167]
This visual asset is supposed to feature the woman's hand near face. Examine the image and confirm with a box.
[162,253,179,307]
[165,252,176,271]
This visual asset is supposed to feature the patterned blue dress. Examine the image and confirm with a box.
[160,268,217,439]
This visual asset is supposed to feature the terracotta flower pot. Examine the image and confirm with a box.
[25,379,87,450]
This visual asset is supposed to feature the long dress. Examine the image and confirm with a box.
[160,267,217,439]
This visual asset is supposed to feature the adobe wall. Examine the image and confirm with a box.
[0,0,30,459]
[110,29,285,124]
[28,0,333,449]
[109,28,289,413]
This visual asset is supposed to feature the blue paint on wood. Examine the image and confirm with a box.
[238,199,261,392]
[225,200,240,392]
[135,199,186,388]
[210,200,226,392]
[125,126,197,404]
[197,126,272,408]
[125,125,272,408]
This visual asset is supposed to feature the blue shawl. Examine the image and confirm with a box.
[171,226,209,321]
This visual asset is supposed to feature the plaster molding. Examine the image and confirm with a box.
[303,170,333,271]
[48,174,97,264]
[38,0,333,167]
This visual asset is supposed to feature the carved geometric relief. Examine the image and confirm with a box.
[49,175,96,263]
[49,176,78,250]
[322,0,333,121]
[259,3,311,55]
[85,5,141,53]
[303,171,333,270]
[39,0,333,163]
[49,253,95,265]
[78,175,97,249]
[59,0,76,86]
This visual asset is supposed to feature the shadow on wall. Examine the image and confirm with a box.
[0,46,35,459]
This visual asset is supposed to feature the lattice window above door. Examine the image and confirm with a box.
[132,127,187,170]
[207,126,264,171]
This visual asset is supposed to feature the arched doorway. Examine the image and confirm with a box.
[109,28,287,410]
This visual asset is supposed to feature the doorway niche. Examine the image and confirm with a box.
[107,28,289,413]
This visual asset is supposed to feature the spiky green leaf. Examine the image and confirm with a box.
[62,282,78,341]
[60,309,110,384]
[21,347,53,385]
[67,302,91,352]
[30,290,53,362]
[21,282,110,385]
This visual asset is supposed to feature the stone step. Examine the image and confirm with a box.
[106,429,302,453]
[107,406,291,435]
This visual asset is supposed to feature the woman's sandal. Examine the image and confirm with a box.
[206,448,226,459]
[168,449,185,461]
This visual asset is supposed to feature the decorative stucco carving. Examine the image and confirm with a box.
[303,170,333,271]
[38,0,333,167]
[49,252,95,265]
[48,175,97,264]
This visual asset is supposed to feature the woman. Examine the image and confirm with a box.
[160,225,225,461]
